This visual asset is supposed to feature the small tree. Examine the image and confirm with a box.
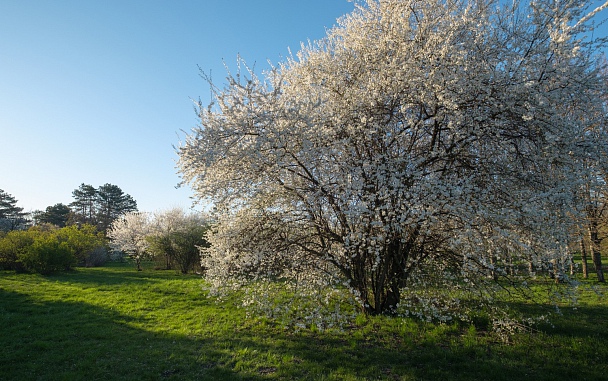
[149,208,209,274]
[107,212,151,271]
[170,223,209,274]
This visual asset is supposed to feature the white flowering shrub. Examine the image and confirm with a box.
[180,0,608,328]
[148,208,210,273]
[107,212,152,271]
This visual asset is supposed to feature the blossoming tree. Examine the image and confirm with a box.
[108,211,151,271]
[148,208,210,274]
[178,0,608,322]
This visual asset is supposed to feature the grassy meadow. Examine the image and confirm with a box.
[1,262,607,380]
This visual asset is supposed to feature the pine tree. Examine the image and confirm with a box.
[0,189,27,231]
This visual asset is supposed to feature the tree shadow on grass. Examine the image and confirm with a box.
[0,288,255,381]
[503,298,608,339]
[2,285,607,381]
[237,319,608,381]
[42,264,193,288]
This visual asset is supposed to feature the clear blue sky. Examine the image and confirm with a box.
[1,1,606,214]
[0,0,355,213]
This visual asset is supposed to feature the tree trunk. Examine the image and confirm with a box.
[489,254,498,281]
[566,244,574,276]
[358,237,410,315]
[371,283,400,315]
[550,258,560,283]
[528,259,535,275]
[588,225,605,282]
[592,250,604,282]
[580,238,588,279]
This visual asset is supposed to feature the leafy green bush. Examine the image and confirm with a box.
[146,209,209,274]
[0,224,107,274]
[0,230,35,271]
[55,224,106,265]
[19,235,76,274]
[84,246,109,267]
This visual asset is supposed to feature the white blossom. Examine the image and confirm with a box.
[179,0,608,327]
[107,211,152,271]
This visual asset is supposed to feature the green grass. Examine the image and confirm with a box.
[1,262,607,380]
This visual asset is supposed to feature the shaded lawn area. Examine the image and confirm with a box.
[0,263,607,380]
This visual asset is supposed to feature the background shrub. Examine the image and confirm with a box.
[0,224,107,274]
[85,246,109,267]
[55,224,105,266]
[19,235,76,274]
[0,230,35,272]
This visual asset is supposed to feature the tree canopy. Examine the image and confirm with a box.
[0,189,27,231]
[34,203,71,227]
[148,208,209,274]
[107,211,151,271]
[178,0,608,324]
[69,183,137,233]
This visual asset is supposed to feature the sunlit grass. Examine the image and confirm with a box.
[1,262,607,380]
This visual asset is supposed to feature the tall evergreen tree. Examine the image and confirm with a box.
[0,189,27,231]
[36,203,72,228]
[69,183,138,233]
[96,184,138,232]
[69,184,98,225]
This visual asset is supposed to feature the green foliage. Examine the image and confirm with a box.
[172,224,209,273]
[85,246,110,267]
[0,229,36,271]
[55,224,106,265]
[0,264,607,380]
[96,183,138,232]
[147,209,209,274]
[34,203,72,227]
[70,183,138,233]
[147,233,174,269]
[0,225,107,274]
[149,224,208,274]
[19,235,75,274]
[0,188,27,231]
[69,183,98,225]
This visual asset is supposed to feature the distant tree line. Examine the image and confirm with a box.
[1,185,208,275]
[0,224,107,274]
[0,184,138,274]
[32,183,138,234]
[1,183,137,235]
